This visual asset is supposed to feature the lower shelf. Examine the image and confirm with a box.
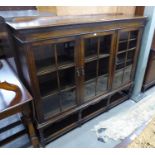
[37,86,131,145]
[43,112,78,139]
[142,80,155,92]
[81,98,108,122]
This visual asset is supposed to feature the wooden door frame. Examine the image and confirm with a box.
[112,26,144,91]
[30,36,82,122]
[78,30,116,104]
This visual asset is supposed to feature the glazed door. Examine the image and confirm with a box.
[32,37,79,120]
[80,31,115,103]
[112,28,142,89]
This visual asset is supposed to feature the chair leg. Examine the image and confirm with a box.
[22,104,40,148]
[24,116,40,148]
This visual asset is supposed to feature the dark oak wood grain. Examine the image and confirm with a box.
[6,14,147,145]
[7,14,146,30]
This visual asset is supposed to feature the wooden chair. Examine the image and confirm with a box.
[0,59,39,147]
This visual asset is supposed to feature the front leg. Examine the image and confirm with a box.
[22,103,40,148]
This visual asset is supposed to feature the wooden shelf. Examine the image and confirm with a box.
[37,65,56,76]
[85,54,98,63]
[58,62,75,70]
[42,90,59,99]
[117,47,136,54]
[37,62,75,76]
[41,84,76,99]
[119,38,136,44]
[98,53,110,59]
[60,85,76,93]
[85,53,109,63]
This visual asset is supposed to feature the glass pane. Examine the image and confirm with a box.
[84,37,98,58]
[96,53,109,95]
[119,32,129,41]
[130,30,138,39]
[113,69,123,89]
[84,79,96,101]
[85,61,97,81]
[98,57,109,76]
[39,72,58,96]
[96,75,108,95]
[42,93,60,118]
[84,60,97,101]
[57,41,75,66]
[127,50,135,60]
[59,67,75,89]
[116,53,126,67]
[126,50,135,66]
[33,45,55,72]
[118,42,128,51]
[61,88,76,111]
[100,35,112,54]
[123,65,132,84]
[129,40,137,49]
[116,62,125,70]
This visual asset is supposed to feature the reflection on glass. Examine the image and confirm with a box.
[33,45,55,71]
[84,60,97,101]
[116,53,126,65]
[84,79,96,101]
[96,75,108,95]
[39,72,58,96]
[127,50,134,60]
[61,88,76,111]
[57,41,75,66]
[85,61,97,81]
[113,70,123,89]
[116,63,125,70]
[129,40,137,49]
[118,42,128,51]
[119,32,129,41]
[43,93,60,118]
[59,67,75,89]
[98,58,109,75]
[100,35,111,54]
[123,65,132,84]
[85,37,98,58]
[130,30,138,39]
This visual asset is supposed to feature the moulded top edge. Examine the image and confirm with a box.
[6,14,147,31]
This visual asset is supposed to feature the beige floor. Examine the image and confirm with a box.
[128,117,155,148]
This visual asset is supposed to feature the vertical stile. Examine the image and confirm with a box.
[54,44,63,112]
[95,36,100,96]
[122,31,131,83]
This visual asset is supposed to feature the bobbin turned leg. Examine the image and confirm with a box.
[22,104,40,148]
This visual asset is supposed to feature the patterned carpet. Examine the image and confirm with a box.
[93,90,155,143]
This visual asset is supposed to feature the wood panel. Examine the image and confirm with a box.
[117,6,136,15]
[36,6,57,15]
[36,6,136,16]
[135,6,145,16]
[152,31,155,49]
[56,6,118,16]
